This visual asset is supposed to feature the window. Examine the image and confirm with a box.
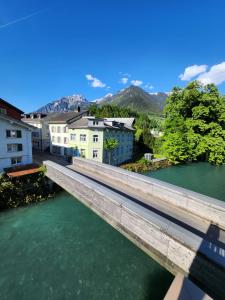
[51,126,56,133]
[57,136,61,143]
[93,149,98,158]
[7,144,23,152]
[57,126,61,133]
[6,130,22,138]
[52,136,55,142]
[64,147,68,156]
[93,135,98,143]
[0,108,7,114]
[11,156,22,165]
[93,120,99,126]
[63,127,68,133]
[32,132,39,138]
[70,134,76,141]
[80,134,86,142]
[64,137,68,144]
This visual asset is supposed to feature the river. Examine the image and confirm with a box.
[0,192,173,300]
[144,161,225,201]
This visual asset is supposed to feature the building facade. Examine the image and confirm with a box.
[48,111,88,157]
[22,113,55,152]
[0,99,33,171]
[68,117,134,165]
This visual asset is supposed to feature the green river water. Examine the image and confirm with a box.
[1,162,224,300]
[0,192,173,300]
[145,161,225,202]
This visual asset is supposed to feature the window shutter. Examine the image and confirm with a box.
[17,130,22,138]
[6,130,10,137]
[18,144,23,151]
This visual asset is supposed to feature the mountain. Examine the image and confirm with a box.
[91,93,113,104]
[36,94,89,113]
[97,86,168,114]
[36,86,168,114]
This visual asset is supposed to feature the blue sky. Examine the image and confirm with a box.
[1,0,225,112]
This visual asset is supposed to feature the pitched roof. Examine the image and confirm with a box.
[69,117,89,128]
[69,117,135,131]
[0,98,24,114]
[0,113,36,130]
[22,112,60,122]
[105,118,135,127]
[48,111,87,124]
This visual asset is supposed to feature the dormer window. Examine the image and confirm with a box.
[93,120,99,126]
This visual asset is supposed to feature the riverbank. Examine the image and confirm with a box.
[120,157,171,173]
[0,166,57,211]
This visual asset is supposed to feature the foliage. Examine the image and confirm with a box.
[89,103,138,118]
[89,103,164,153]
[104,138,119,164]
[163,81,225,165]
[121,157,170,173]
[0,169,53,211]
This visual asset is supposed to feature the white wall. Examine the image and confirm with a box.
[49,124,70,155]
[23,118,50,151]
[0,118,33,171]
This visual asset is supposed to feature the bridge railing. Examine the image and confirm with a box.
[72,157,225,229]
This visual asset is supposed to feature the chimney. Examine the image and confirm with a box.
[77,106,81,113]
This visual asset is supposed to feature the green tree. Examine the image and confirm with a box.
[163,81,225,165]
[104,138,119,164]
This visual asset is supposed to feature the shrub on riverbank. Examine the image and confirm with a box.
[120,157,171,173]
[0,167,54,211]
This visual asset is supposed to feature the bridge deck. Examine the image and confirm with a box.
[68,164,225,248]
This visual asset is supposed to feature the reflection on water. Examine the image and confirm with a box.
[0,192,173,300]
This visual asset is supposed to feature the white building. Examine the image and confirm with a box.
[22,113,57,152]
[0,113,33,172]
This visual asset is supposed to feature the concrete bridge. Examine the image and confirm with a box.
[44,157,225,300]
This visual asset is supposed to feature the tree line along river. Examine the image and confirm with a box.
[0,162,224,300]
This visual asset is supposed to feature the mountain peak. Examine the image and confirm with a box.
[36,94,88,113]
[35,86,168,114]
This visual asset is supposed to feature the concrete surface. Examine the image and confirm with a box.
[44,160,225,300]
[164,273,212,300]
[72,157,225,229]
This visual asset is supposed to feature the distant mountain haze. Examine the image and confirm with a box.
[36,86,168,114]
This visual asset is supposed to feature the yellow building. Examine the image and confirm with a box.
[68,117,134,165]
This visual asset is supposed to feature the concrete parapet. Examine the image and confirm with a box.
[45,160,225,300]
[72,157,225,229]
[164,273,212,300]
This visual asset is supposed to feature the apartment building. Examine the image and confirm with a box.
[48,111,88,156]
[22,112,58,152]
[0,98,33,171]
[68,117,134,165]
